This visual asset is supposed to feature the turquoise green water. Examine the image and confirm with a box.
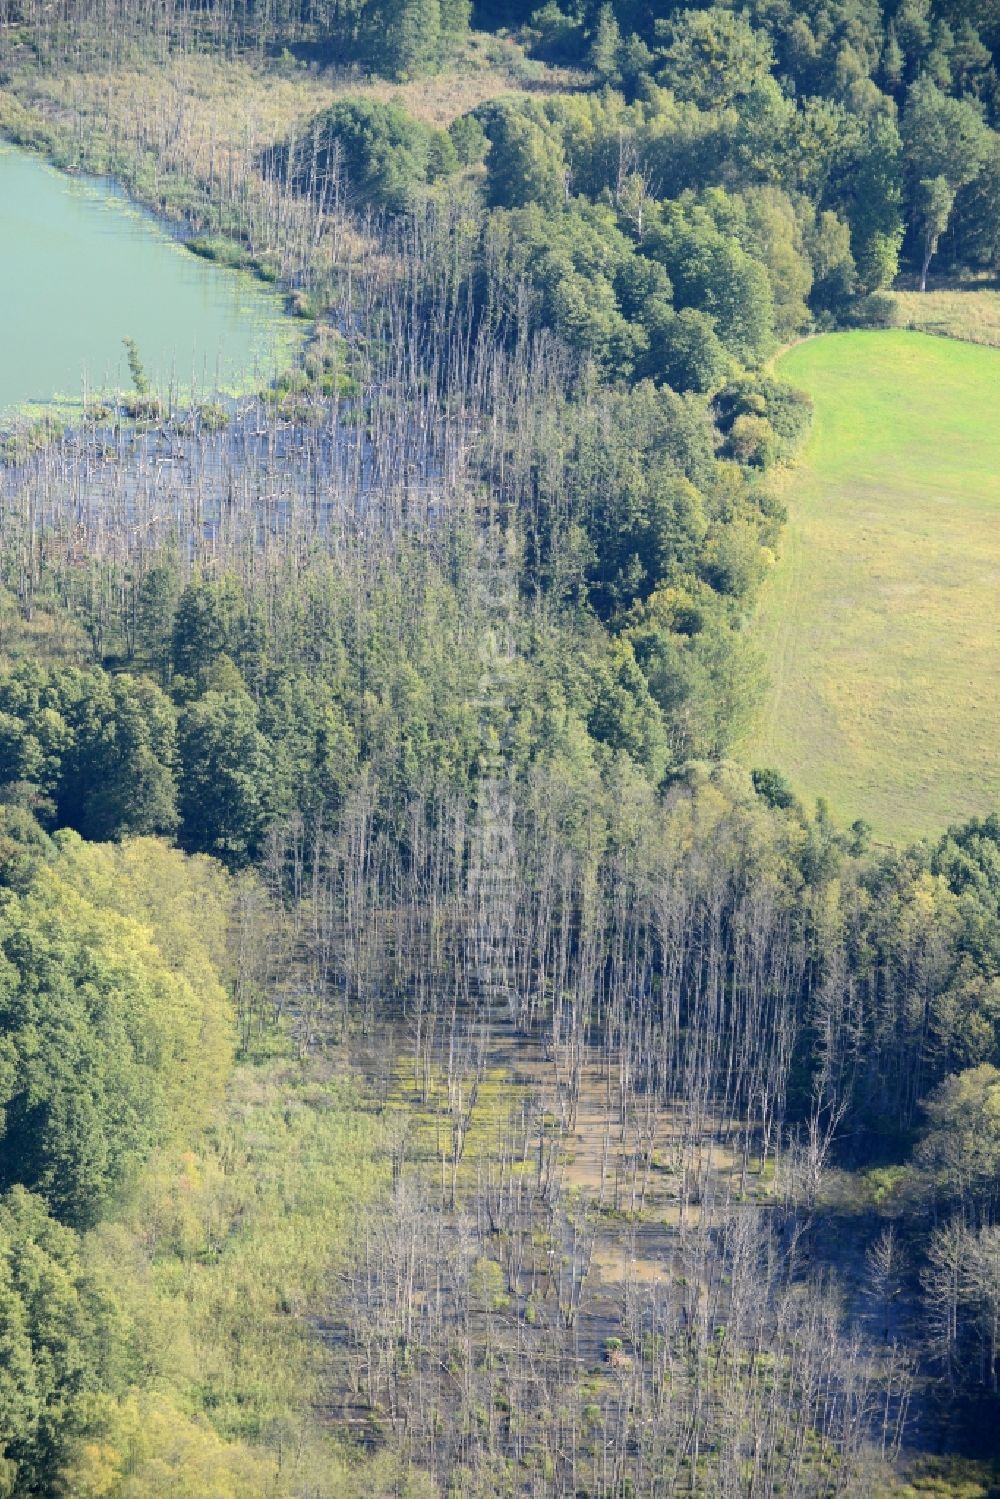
[0,142,296,417]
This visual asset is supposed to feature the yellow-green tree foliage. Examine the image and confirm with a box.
[60,1394,279,1499]
[51,831,235,1134]
[0,834,234,1228]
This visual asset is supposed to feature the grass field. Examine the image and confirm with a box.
[745,330,1000,843]
[887,282,1000,348]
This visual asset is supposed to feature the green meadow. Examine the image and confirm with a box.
[746,330,1000,843]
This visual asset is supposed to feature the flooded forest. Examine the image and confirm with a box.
[0,2,999,1497]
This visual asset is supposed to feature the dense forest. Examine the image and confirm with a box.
[0,0,998,1494]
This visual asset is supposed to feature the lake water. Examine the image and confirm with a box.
[0,143,295,418]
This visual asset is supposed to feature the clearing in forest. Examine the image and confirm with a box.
[746,329,1000,843]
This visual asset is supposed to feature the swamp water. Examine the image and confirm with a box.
[0,142,296,417]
